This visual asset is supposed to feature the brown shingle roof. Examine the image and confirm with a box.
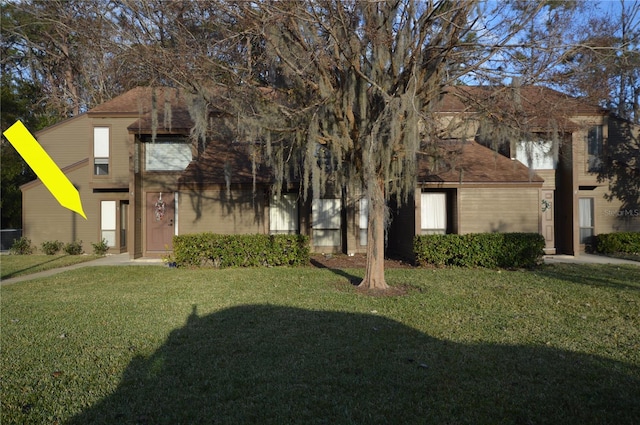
[179,140,272,187]
[88,87,194,132]
[436,85,606,132]
[418,140,543,184]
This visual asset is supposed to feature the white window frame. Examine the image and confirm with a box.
[515,140,556,170]
[421,192,447,235]
[94,127,110,175]
[269,194,299,234]
[100,200,117,247]
[145,138,192,171]
[359,198,368,246]
[312,198,341,247]
[579,197,594,244]
[587,125,603,172]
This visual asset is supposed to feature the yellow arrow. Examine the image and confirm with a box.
[3,120,87,219]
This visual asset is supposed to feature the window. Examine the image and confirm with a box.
[587,125,603,172]
[94,127,110,175]
[515,140,556,170]
[421,193,446,235]
[312,198,341,246]
[579,198,594,244]
[359,198,368,245]
[270,194,299,234]
[101,200,117,247]
[145,138,192,171]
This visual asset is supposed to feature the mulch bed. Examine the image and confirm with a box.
[309,254,416,296]
[309,253,415,269]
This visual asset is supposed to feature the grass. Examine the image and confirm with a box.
[1,263,639,424]
[0,254,102,280]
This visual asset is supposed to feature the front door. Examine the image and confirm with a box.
[541,190,555,254]
[146,192,175,252]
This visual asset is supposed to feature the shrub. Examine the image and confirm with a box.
[595,232,640,254]
[41,240,64,255]
[173,233,310,268]
[9,237,33,255]
[414,233,545,269]
[91,239,109,256]
[63,240,83,255]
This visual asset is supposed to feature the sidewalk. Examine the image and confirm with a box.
[2,252,637,286]
[543,253,640,266]
[1,253,163,286]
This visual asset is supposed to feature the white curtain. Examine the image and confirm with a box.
[579,198,594,243]
[269,194,298,234]
[421,193,446,234]
[100,200,117,247]
[579,198,593,227]
[359,198,368,245]
[93,127,110,157]
[515,140,555,170]
[312,199,341,246]
[146,142,192,171]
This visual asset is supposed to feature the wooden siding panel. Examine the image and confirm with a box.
[23,168,131,252]
[592,187,640,234]
[570,115,607,186]
[35,115,91,169]
[459,188,539,234]
[23,165,95,249]
[90,117,136,186]
[178,189,267,235]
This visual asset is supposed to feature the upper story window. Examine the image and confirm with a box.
[93,127,110,175]
[514,140,556,170]
[587,125,603,172]
[145,138,192,171]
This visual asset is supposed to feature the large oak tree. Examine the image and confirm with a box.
[116,0,548,289]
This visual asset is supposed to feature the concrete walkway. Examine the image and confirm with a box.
[1,252,637,286]
[543,253,640,266]
[1,253,163,286]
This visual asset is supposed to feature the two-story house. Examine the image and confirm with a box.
[20,86,639,259]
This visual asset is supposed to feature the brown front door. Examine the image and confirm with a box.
[146,192,175,252]
[541,189,555,254]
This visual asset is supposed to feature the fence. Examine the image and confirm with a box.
[1,229,22,251]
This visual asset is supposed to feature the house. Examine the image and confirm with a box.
[21,86,639,259]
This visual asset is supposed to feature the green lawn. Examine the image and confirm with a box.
[1,264,639,424]
[0,254,102,280]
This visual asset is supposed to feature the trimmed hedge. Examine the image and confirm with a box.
[414,233,545,268]
[595,232,640,255]
[173,233,310,268]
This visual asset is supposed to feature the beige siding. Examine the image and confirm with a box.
[535,170,556,190]
[591,188,640,234]
[23,165,93,250]
[569,115,607,186]
[89,117,135,186]
[35,115,91,168]
[178,189,267,235]
[23,168,131,253]
[458,187,539,234]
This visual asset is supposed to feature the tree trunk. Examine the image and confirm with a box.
[358,180,389,290]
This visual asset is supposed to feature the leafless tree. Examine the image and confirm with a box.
[116,0,554,290]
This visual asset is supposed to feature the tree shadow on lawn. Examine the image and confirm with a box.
[67,305,640,425]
